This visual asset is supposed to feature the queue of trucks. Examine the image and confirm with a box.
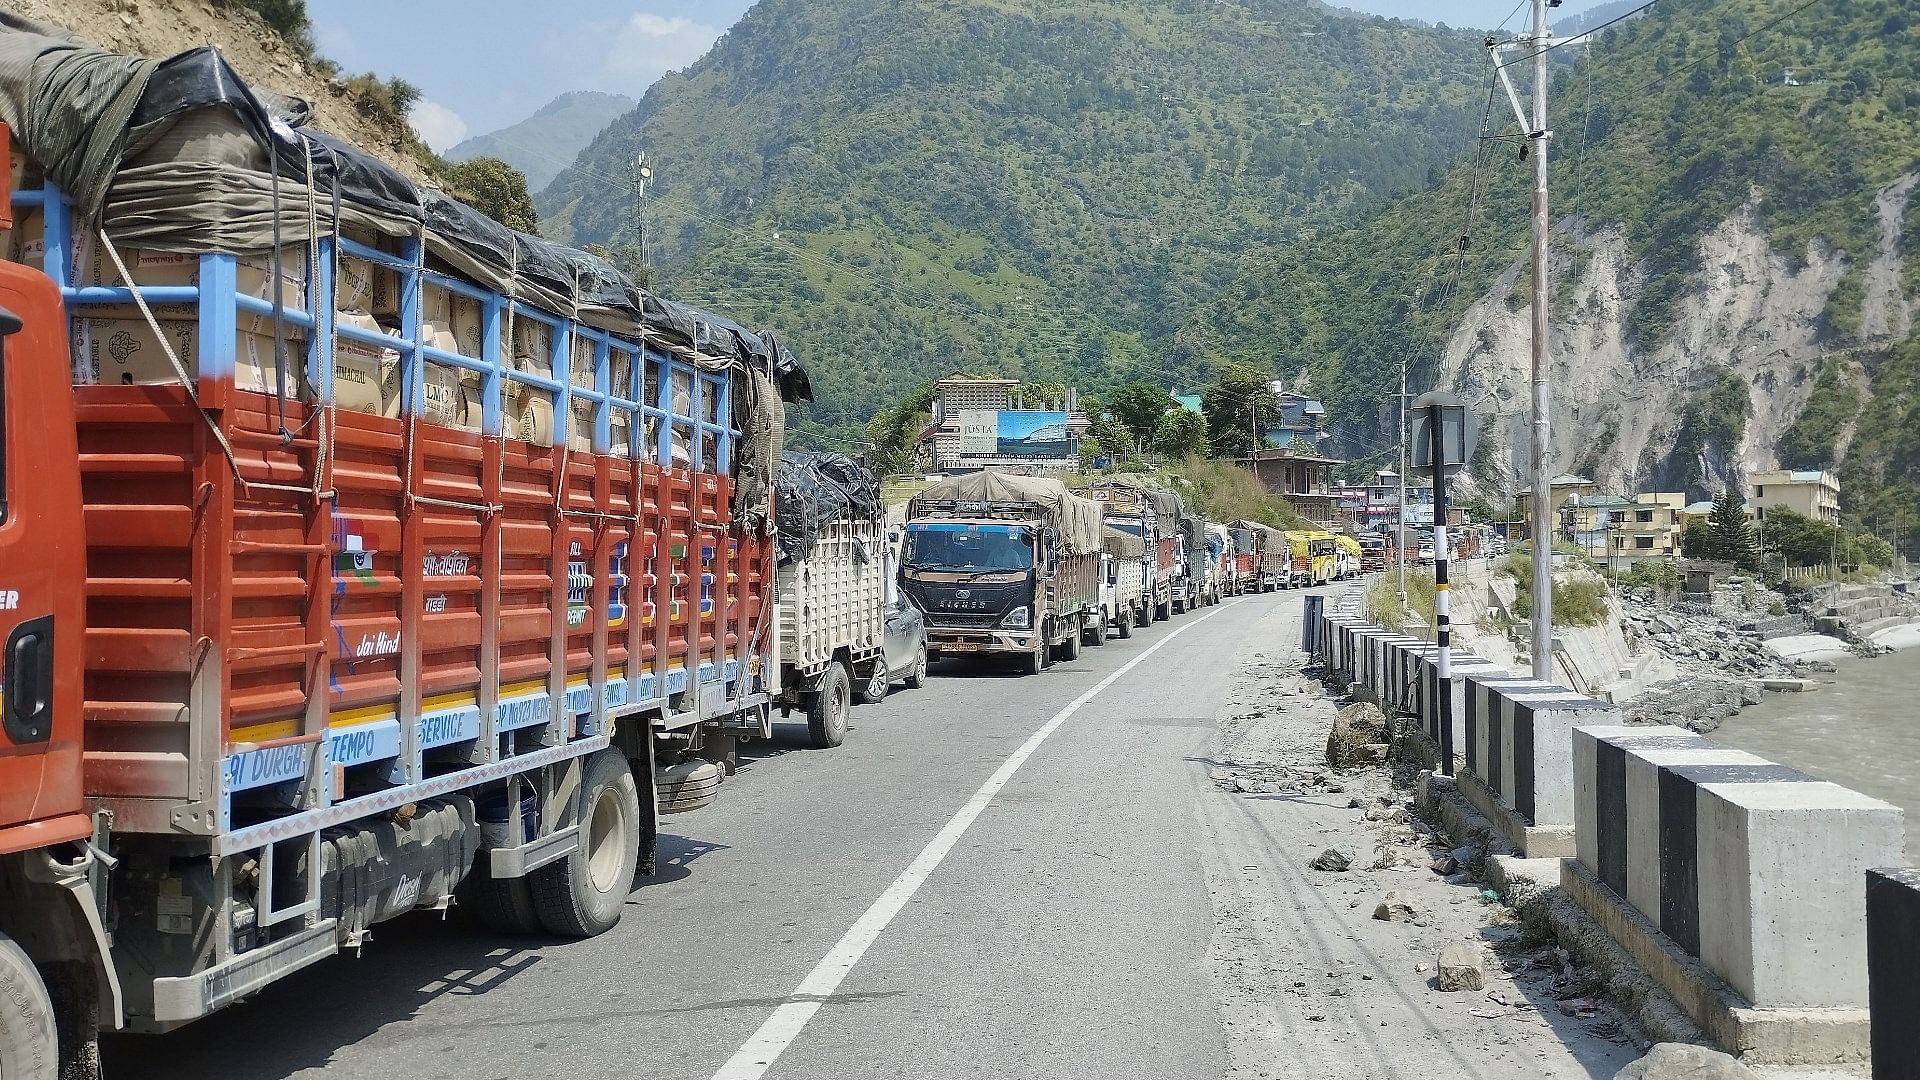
[0,26,1380,1078]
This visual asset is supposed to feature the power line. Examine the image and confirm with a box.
[1495,0,1662,69]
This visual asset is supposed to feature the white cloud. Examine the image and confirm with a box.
[409,99,469,153]
[604,12,724,89]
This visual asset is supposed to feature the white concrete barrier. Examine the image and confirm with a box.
[1567,724,1906,1062]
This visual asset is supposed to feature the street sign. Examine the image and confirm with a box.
[1410,392,1477,478]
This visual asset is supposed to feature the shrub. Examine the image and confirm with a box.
[1626,559,1682,592]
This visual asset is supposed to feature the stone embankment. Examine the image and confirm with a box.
[1614,584,1802,734]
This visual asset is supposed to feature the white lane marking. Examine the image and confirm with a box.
[711,601,1242,1080]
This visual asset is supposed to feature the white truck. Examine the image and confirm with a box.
[1097,526,1148,640]
[772,453,889,748]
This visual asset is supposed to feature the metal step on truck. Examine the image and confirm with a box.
[901,471,1103,675]
[0,30,806,1077]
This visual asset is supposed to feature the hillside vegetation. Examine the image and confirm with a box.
[1192,0,1919,540]
[540,0,1489,434]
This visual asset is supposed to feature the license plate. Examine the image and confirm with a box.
[941,642,982,653]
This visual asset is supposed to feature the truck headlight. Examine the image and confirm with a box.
[1000,606,1031,629]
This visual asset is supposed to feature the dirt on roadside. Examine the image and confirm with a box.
[1198,636,1640,1079]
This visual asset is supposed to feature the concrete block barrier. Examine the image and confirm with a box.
[1447,675,1618,856]
[1566,725,1905,1062]
[1868,868,1920,1078]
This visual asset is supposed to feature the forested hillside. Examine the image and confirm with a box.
[539,0,1489,436]
[1195,0,1920,541]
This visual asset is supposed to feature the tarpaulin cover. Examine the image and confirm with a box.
[773,451,881,563]
[424,189,517,295]
[1102,527,1146,560]
[0,13,812,402]
[911,470,1105,556]
[1228,520,1285,552]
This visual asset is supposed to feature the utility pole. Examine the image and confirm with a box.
[1489,0,1557,681]
[1398,361,1408,607]
[633,151,654,279]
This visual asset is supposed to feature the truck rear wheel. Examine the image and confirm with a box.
[1086,616,1107,646]
[531,750,642,938]
[460,870,543,934]
[1155,599,1170,622]
[1117,610,1133,639]
[806,662,851,748]
[0,932,56,1080]
[1132,603,1147,629]
[1058,617,1083,661]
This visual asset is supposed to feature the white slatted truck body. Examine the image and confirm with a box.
[774,516,886,749]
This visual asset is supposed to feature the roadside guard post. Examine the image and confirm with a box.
[1303,593,1324,657]
[1411,392,1476,777]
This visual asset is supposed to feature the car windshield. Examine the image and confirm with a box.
[903,526,1034,571]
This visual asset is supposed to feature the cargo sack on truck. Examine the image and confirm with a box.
[773,451,882,563]
[910,470,1105,555]
[1102,526,1146,559]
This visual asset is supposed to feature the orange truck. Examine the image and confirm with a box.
[0,36,798,1073]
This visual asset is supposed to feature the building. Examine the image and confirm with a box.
[1605,492,1687,564]
[1359,469,1435,532]
[1261,388,1327,450]
[1241,441,1343,526]
[1331,484,1370,530]
[1748,469,1840,525]
[1515,474,1598,531]
[919,375,1090,473]
[1563,494,1635,556]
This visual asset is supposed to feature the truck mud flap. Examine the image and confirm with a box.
[147,920,338,1027]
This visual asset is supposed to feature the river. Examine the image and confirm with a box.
[1714,646,1920,865]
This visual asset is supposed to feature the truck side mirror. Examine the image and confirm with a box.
[1106,561,1118,585]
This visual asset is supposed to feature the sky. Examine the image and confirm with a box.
[307,0,1608,153]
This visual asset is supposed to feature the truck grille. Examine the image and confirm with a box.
[928,613,1002,629]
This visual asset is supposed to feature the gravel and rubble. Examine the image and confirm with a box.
[1615,582,1861,733]
[1202,643,1639,1077]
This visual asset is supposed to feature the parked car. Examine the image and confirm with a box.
[1416,543,1436,565]
[861,593,931,702]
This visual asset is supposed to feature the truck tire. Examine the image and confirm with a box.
[904,643,929,689]
[531,750,642,938]
[855,660,889,705]
[1155,599,1171,622]
[806,662,851,748]
[1086,616,1107,646]
[1059,617,1083,661]
[0,932,56,1080]
[1021,643,1046,675]
[1132,603,1148,630]
[460,870,543,935]
[1117,610,1133,639]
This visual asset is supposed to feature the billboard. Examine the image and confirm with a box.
[995,411,1070,459]
[956,410,1072,460]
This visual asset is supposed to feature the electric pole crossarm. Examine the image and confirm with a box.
[1492,57,1531,132]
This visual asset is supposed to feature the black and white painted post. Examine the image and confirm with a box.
[1412,393,1476,778]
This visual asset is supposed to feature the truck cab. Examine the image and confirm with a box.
[899,520,1047,658]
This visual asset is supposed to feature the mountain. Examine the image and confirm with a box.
[1193,0,1920,543]
[538,0,1491,434]
[451,91,635,191]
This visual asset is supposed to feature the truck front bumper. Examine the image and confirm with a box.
[926,627,1037,655]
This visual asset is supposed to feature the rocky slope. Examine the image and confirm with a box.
[8,0,433,184]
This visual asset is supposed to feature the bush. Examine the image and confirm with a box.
[1503,554,1610,627]
[1364,571,1434,631]
[1626,559,1682,592]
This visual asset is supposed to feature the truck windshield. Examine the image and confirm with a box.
[903,525,1034,571]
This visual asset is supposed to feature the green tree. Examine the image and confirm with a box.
[1703,488,1759,569]
[865,380,937,473]
[1153,409,1208,459]
[1758,507,1836,567]
[1203,363,1272,459]
[441,157,540,234]
[1108,382,1172,453]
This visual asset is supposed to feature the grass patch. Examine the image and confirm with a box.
[1364,571,1435,633]
[1501,554,1610,628]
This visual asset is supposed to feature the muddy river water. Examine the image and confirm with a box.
[1713,647,1920,865]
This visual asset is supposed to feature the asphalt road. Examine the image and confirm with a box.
[106,592,1287,1080]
